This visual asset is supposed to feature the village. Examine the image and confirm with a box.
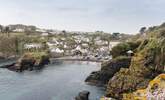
[24,32,121,62]
[0,24,130,62]
[0,24,135,63]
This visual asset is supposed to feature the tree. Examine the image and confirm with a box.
[28,25,36,32]
[4,26,10,36]
[139,27,146,35]
[110,41,141,58]
[0,25,3,33]
[160,22,165,28]
[112,32,120,36]
[0,36,19,57]
[100,34,112,49]
[14,36,19,54]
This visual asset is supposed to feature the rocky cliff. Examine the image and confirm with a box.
[84,23,165,100]
[123,74,165,100]
[105,23,165,99]
[6,52,50,72]
[85,56,131,86]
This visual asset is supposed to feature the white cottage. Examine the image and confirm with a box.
[24,43,42,51]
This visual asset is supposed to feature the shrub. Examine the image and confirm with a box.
[0,35,20,56]
[110,41,141,58]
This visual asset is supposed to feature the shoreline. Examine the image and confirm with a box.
[0,56,105,68]
[50,56,108,63]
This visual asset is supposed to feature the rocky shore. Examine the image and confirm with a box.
[75,91,90,100]
[85,56,131,86]
[123,74,165,100]
[1,52,50,72]
[85,23,165,99]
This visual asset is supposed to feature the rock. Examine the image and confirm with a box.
[100,96,116,100]
[0,56,5,60]
[85,56,131,86]
[0,63,15,68]
[75,91,90,100]
[7,52,50,72]
[123,74,165,100]
[105,38,165,99]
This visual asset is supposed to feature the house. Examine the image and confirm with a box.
[95,40,108,46]
[64,45,68,49]
[46,42,57,49]
[98,47,109,56]
[109,42,120,50]
[75,45,81,51]
[13,28,25,32]
[75,39,82,44]
[49,30,61,34]
[36,29,47,33]
[24,43,42,51]
[50,48,64,57]
[82,37,90,42]
[81,49,88,55]
[41,33,49,36]
[127,50,134,56]
[81,43,88,48]
[50,48,64,53]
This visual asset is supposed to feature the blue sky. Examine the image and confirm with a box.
[0,0,165,33]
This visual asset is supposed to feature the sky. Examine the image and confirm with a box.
[0,0,165,34]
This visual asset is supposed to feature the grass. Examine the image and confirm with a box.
[23,51,49,62]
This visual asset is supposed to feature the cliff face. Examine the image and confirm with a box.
[85,56,131,85]
[123,74,165,100]
[8,52,50,71]
[105,23,165,99]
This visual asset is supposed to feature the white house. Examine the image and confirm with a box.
[24,43,42,50]
[41,33,49,36]
[51,38,64,45]
[82,43,88,47]
[64,45,68,49]
[75,45,81,51]
[46,42,57,49]
[98,47,109,56]
[109,42,120,50]
[82,37,90,42]
[75,39,82,44]
[50,48,64,53]
[36,29,47,33]
[95,40,108,45]
[13,28,25,32]
[81,49,88,54]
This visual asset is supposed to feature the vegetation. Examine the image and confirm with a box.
[123,74,165,100]
[0,34,48,58]
[105,22,165,99]
[22,52,49,63]
[110,41,141,58]
[0,35,20,57]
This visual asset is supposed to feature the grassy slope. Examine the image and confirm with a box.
[105,23,165,99]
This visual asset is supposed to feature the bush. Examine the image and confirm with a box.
[110,41,141,58]
[0,35,20,56]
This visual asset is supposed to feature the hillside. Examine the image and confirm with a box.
[86,23,165,99]
[106,23,165,99]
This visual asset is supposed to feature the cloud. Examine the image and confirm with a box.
[57,7,88,12]
[0,0,164,33]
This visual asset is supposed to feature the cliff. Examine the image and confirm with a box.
[7,52,50,71]
[123,74,165,100]
[105,23,165,99]
[84,23,165,100]
[85,56,131,86]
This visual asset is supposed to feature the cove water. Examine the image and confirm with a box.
[0,61,104,100]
